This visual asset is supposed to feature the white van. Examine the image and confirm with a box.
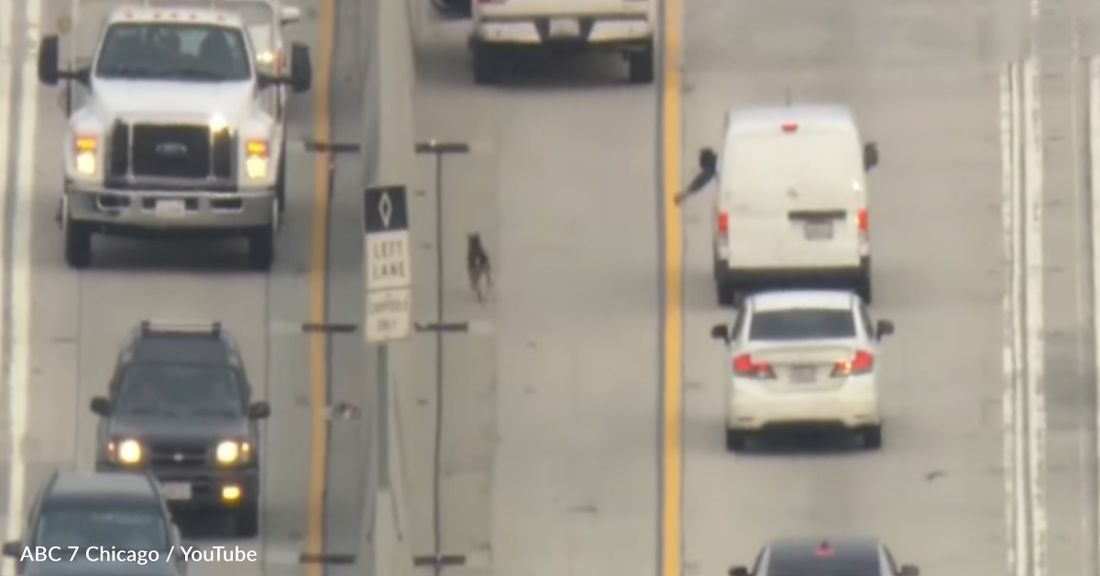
[704,105,880,305]
[468,0,655,85]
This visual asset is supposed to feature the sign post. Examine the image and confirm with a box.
[363,184,412,343]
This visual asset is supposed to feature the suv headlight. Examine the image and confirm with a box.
[215,440,252,464]
[108,438,143,464]
[244,139,269,179]
[74,135,97,176]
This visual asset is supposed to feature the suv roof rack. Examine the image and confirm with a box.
[139,319,222,336]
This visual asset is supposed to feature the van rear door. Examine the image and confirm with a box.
[723,129,864,269]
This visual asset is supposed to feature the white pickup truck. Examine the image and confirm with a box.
[40,0,311,270]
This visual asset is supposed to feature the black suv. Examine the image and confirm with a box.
[1,470,185,576]
[90,320,270,537]
[729,538,919,576]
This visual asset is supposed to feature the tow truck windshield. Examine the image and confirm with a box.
[94,22,252,81]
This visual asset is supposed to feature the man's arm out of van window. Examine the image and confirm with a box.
[674,168,716,205]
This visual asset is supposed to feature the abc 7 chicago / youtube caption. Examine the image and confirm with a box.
[16,545,259,564]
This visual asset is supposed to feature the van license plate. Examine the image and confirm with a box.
[803,221,833,240]
[548,18,581,38]
[154,199,187,218]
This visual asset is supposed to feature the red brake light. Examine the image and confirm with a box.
[781,122,798,133]
[833,350,873,376]
[733,354,774,379]
[815,542,835,557]
[718,211,729,234]
[857,208,868,231]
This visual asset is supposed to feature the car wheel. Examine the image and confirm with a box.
[628,42,655,84]
[725,429,748,452]
[860,425,882,450]
[233,502,260,538]
[471,45,502,85]
[64,219,93,269]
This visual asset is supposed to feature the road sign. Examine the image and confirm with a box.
[364,184,412,343]
[365,288,412,343]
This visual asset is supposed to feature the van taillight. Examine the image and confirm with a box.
[857,208,868,231]
[718,212,729,233]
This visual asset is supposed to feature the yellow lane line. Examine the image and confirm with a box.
[307,0,336,571]
[660,0,684,573]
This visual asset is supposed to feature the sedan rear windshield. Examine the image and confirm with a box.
[748,309,856,340]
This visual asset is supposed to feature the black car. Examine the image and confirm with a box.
[729,538,919,576]
[1,470,185,576]
[89,320,270,537]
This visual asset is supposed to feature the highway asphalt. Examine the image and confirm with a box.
[403,2,1069,576]
[680,0,1011,573]
[3,0,373,575]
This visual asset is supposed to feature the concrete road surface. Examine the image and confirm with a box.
[0,0,373,575]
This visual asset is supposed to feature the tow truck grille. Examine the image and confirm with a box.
[109,123,235,181]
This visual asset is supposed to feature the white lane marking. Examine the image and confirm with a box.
[1022,55,1048,576]
[4,0,37,572]
[999,61,1019,576]
[0,1,17,573]
[1090,55,1100,576]
[1002,57,1048,576]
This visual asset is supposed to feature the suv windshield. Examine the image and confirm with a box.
[95,22,251,81]
[749,309,856,341]
[116,363,243,417]
[35,504,168,553]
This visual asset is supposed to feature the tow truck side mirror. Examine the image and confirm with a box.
[863,141,879,171]
[728,566,749,576]
[89,396,111,416]
[248,401,271,420]
[2,540,21,558]
[289,43,312,93]
[898,564,919,576]
[38,35,61,86]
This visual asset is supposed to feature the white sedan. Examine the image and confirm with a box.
[709,289,895,452]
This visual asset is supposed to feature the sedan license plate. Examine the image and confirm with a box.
[803,220,833,240]
[161,482,192,501]
[790,365,817,383]
[548,18,581,38]
[154,199,187,218]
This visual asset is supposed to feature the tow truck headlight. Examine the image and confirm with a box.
[74,135,97,176]
[108,438,143,464]
[215,440,251,464]
[210,114,229,133]
[245,139,269,180]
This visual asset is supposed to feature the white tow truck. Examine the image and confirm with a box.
[40,0,312,270]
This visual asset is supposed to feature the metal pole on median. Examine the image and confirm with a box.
[411,140,469,576]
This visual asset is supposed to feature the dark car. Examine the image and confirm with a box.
[1,470,185,576]
[89,320,270,538]
[729,538,919,576]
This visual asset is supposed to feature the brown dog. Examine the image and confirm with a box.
[467,233,492,302]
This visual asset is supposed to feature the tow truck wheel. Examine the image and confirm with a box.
[233,502,259,538]
[247,201,277,271]
[64,220,92,269]
[275,147,287,216]
[627,42,655,85]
